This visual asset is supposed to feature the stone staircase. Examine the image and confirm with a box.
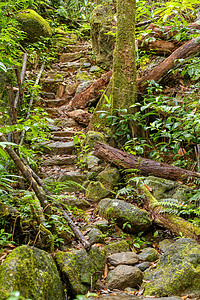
[38,41,93,181]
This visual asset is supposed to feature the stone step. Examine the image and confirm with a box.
[60,52,84,63]
[40,78,64,84]
[44,98,71,108]
[51,130,76,138]
[65,44,90,53]
[42,92,56,99]
[42,155,77,166]
[60,61,81,71]
[51,136,72,142]
[41,141,74,155]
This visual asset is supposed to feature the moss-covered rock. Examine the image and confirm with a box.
[16,9,52,43]
[55,246,106,296]
[0,245,64,300]
[90,4,116,66]
[103,240,130,255]
[85,131,105,149]
[144,176,193,201]
[98,166,120,190]
[138,247,159,262]
[98,198,152,234]
[86,181,111,202]
[142,238,200,297]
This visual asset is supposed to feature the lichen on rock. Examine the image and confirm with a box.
[142,238,200,297]
[0,245,64,300]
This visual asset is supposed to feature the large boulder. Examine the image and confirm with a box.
[55,246,106,296]
[90,4,116,66]
[98,166,120,190]
[0,245,64,300]
[16,9,52,43]
[143,238,200,297]
[98,198,152,233]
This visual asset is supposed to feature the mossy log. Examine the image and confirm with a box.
[94,142,200,182]
[141,185,200,242]
[137,39,180,55]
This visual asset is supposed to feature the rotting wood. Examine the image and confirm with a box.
[94,142,200,182]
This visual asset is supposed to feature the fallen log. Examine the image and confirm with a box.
[141,185,200,242]
[137,38,180,55]
[94,142,200,241]
[147,22,200,41]
[138,36,200,91]
[94,142,200,182]
[68,70,112,110]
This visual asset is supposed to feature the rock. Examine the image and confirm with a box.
[93,219,109,232]
[85,131,105,149]
[82,151,100,169]
[87,228,105,245]
[135,261,151,272]
[59,170,88,186]
[43,92,56,99]
[53,118,78,128]
[86,181,111,202]
[58,195,90,210]
[61,61,81,70]
[52,130,76,137]
[42,141,74,155]
[98,199,152,234]
[143,238,200,297]
[76,81,92,94]
[106,265,143,290]
[0,245,64,300]
[16,9,52,42]
[144,176,193,202]
[76,70,92,82]
[89,65,101,72]
[159,239,174,253]
[67,109,92,126]
[103,240,130,256]
[138,247,159,262]
[90,4,116,66]
[55,246,106,296]
[82,62,91,68]
[98,166,120,190]
[107,252,139,266]
[60,52,83,63]
[44,98,70,107]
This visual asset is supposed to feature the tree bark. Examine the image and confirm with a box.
[94,142,200,182]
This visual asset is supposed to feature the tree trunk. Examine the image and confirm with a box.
[112,0,137,111]
[94,142,200,182]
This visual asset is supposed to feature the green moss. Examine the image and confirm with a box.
[103,240,130,256]
[55,247,106,296]
[16,9,52,42]
[0,245,64,300]
[142,238,200,297]
[86,181,111,202]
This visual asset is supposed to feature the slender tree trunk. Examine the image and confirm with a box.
[112,0,137,111]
